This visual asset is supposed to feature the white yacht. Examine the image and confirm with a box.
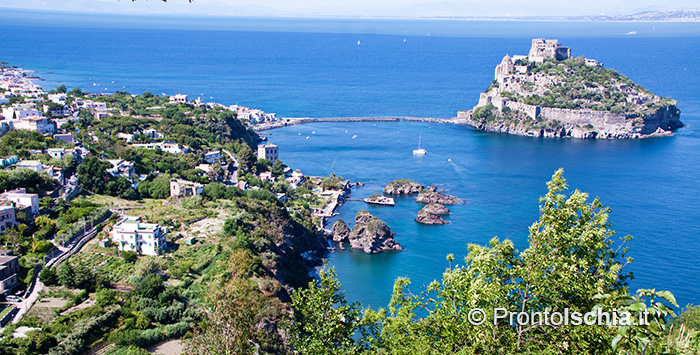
[413,133,427,155]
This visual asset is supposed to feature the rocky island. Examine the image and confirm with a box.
[331,211,403,253]
[383,179,424,195]
[414,202,451,225]
[458,38,683,139]
[414,191,464,205]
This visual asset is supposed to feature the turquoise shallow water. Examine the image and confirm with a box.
[1,11,699,309]
[270,120,700,309]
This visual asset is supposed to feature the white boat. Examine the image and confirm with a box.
[413,133,427,155]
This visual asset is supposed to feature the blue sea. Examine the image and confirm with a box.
[2,9,700,309]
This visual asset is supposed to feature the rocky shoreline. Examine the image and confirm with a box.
[331,211,403,254]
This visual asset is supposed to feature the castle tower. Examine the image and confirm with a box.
[494,54,514,81]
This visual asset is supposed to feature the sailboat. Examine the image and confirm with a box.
[413,134,427,155]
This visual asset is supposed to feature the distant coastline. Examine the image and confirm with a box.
[1,7,699,23]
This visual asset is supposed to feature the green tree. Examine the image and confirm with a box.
[77,156,111,194]
[39,267,58,286]
[350,169,656,354]
[291,267,362,355]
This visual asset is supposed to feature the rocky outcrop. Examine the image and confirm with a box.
[331,219,350,243]
[348,210,403,254]
[464,104,683,139]
[463,43,683,139]
[415,211,449,225]
[383,179,424,195]
[420,203,450,215]
[425,186,438,192]
[414,192,463,205]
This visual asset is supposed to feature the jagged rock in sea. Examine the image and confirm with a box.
[458,39,683,139]
[348,210,403,254]
[414,191,463,205]
[331,219,350,243]
[425,185,438,192]
[419,202,450,215]
[383,179,424,195]
[415,211,449,225]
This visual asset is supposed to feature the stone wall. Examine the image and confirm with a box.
[505,101,540,119]
[539,106,629,127]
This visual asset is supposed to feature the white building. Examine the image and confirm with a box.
[160,141,189,154]
[0,188,39,215]
[16,160,43,172]
[106,159,135,178]
[12,116,55,134]
[47,148,65,159]
[0,251,20,295]
[170,179,203,198]
[110,216,166,256]
[257,143,279,163]
[0,206,17,234]
[169,94,188,104]
[2,105,41,120]
[48,93,67,104]
[141,129,163,139]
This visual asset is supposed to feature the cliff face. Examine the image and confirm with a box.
[462,43,683,139]
[465,104,682,139]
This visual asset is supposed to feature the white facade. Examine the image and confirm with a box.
[12,116,55,134]
[2,105,41,120]
[106,159,135,178]
[160,141,189,154]
[0,206,17,234]
[47,148,65,159]
[110,216,166,256]
[16,160,43,172]
[0,188,39,215]
[257,143,279,163]
[169,94,188,104]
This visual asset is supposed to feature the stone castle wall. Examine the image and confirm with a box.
[505,101,540,119]
[539,106,629,128]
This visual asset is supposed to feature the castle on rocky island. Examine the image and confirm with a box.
[458,38,682,139]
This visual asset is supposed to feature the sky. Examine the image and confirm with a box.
[0,0,697,18]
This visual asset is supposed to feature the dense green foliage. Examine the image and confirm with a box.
[0,168,57,193]
[286,170,694,355]
[501,57,677,115]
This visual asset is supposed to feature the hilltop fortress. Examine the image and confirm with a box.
[459,39,682,139]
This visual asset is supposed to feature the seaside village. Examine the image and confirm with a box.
[0,64,348,315]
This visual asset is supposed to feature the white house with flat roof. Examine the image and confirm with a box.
[110,216,166,256]
[0,188,39,215]
[169,94,188,104]
[16,160,43,172]
[47,148,65,159]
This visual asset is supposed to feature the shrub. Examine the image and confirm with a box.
[39,267,58,286]
[95,288,120,307]
[122,251,138,263]
[137,274,165,299]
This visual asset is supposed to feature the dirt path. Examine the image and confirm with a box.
[147,339,185,355]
